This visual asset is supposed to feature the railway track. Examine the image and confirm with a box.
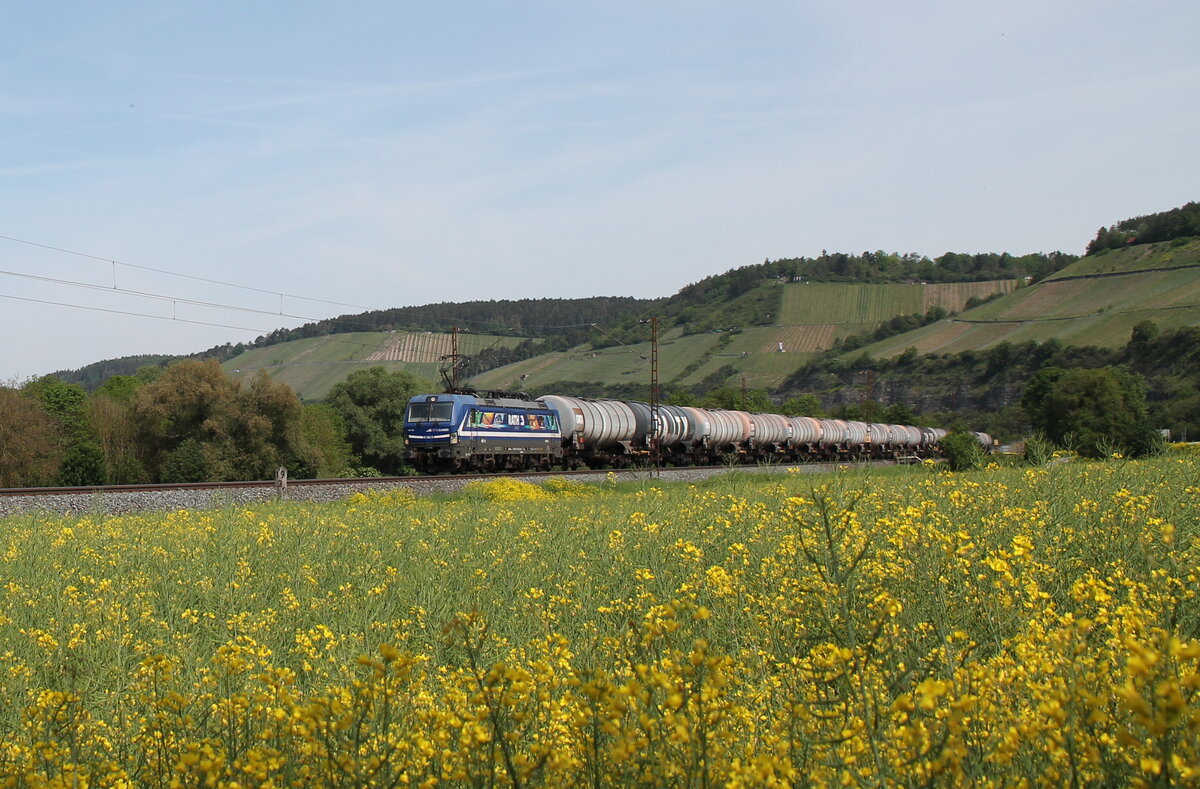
[0,466,684,499]
[0,460,893,516]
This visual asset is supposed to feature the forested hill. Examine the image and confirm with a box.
[250,296,651,347]
[1087,201,1200,254]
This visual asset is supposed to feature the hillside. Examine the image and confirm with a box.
[222,330,529,401]
[53,296,649,391]
[853,238,1200,359]
[469,279,1018,393]
[50,203,1200,404]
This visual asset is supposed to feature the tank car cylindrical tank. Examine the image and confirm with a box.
[705,409,746,450]
[844,420,869,448]
[818,419,850,449]
[787,416,823,447]
[678,406,711,445]
[971,432,994,452]
[539,395,636,449]
[750,413,790,447]
[625,401,689,448]
[891,425,921,450]
[867,423,894,449]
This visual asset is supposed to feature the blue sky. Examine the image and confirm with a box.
[2,0,1197,380]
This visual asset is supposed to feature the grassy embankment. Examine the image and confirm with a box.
[0,453,1197,785]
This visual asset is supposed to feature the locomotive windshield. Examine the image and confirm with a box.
[406,402,454,423]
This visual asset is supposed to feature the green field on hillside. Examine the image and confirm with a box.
[854,245,1200,358]
[214,242,1200,398]
[780,280,1017,324]
[224,331,524,400]
[1043,237,1200,279]
[472,280,1021,393]
[470,330,727,393]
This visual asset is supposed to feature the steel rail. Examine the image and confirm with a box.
[0,461,862,499]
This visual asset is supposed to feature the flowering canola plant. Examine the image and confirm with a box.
[0,459,1197,786]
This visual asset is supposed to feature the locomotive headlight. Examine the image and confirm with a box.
[449,434,459,444]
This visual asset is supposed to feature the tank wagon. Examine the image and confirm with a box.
[404,391,994,473]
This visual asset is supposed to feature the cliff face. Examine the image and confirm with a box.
[799,371,1026,414]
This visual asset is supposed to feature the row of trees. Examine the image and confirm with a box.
[1086,201,1200,255]
[0,363,429,488]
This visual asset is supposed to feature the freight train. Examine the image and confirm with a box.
[402,391,993,473]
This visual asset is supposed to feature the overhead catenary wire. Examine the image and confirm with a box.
[0,292,271,333]
[0,268,327,323]
[0,232,369,310]
[0,230,660,338]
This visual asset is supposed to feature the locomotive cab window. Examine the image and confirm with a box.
[406,402,454,422]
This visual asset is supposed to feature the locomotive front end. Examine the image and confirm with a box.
[404,392,564,472]
[403,393,470,471]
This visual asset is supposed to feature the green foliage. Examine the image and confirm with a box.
[25,376,108,485]
[1019,367,1066,434]
[301,404,354,478]
[0,387,62,487]
[88,391,148,484]
[940,430,984,471]
[94,375,142,402]
[781,394,823,416]
[831,400,884,422]
[882,402,918,424]
[1086,201,1200,255]
[131,360,319,482]
[665,390,699,407]
[1022,434,1055,467]
[25,376,91,442]
[326,367,430,475]
[58,442,106,486]
[1130,320,1159,346]
[763,250,1075,285]
[701,386,775,412]
[159,438,211,483]
[838,307,948,353]
[1024,366,1159,459]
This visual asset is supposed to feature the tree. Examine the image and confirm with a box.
[132,359,241,479]
[665,391,700,407]
[95,374,142,402]
[25,376,91,440]
[1130,320,1159,347]
[58,443,106,487]
[131,360,318,481]
[89,393,148,484]
[25,376,105,485]
[326,367,431,475]
[302,404,354,478]
[781,394,823,416]
[941,430,984,471]
[160,438,210,483]
[882,402,918,425]
[1020,366,1066,435]
[0,387,61,487]
[230,370,321,480]
[1024,366,1161,458]
[702,386,775,413]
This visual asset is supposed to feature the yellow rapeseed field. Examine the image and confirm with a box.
[0,456,1197,787]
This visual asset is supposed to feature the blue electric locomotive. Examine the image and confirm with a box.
[403,392,563,472]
